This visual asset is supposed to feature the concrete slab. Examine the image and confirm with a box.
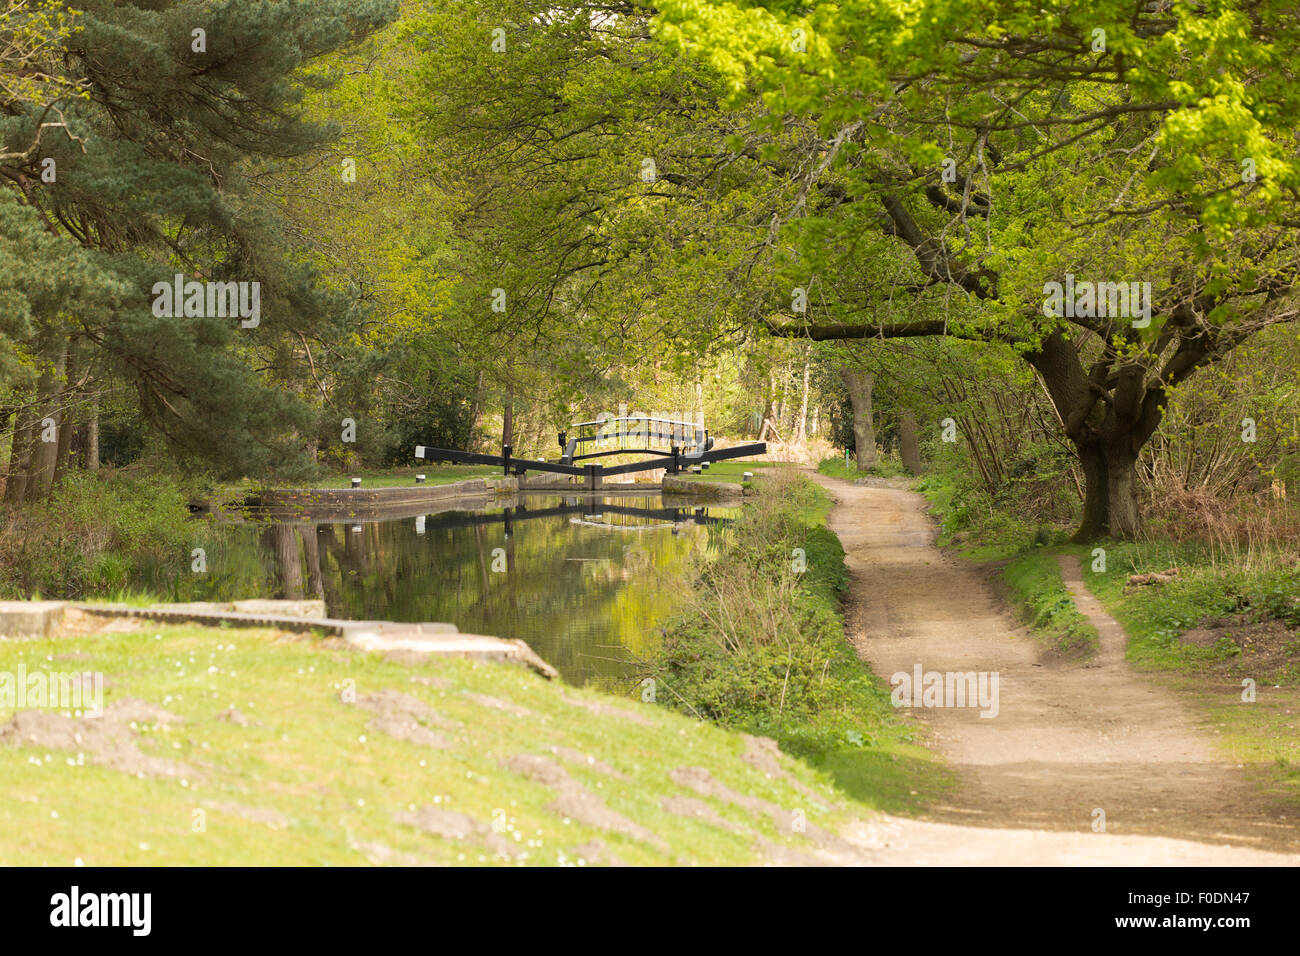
[229,600,326,618]
[662,476,744,499]
[341,627,558,678]
[0,600,69,638]
[0,599,556,679]
[157,600,327,618]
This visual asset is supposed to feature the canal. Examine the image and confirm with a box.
[228,492,737,685]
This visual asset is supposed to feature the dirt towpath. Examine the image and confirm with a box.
[808,471,1299,864]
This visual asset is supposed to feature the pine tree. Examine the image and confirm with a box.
[1,0,398,501]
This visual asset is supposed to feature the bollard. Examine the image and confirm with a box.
[415,474,426,484]
[351,477,361,489]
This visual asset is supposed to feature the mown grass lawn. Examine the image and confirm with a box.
[676,460,772,483]
[302,465,502,488]
[0,618,884,866]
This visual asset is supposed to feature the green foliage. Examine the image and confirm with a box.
[1079,541,1300,674]
[651,1,1300,541]
[915,471,1035,561]
[0,471,269,600]
[380,387,475,466]
[3,0,401,484]
[1002,551,1099,658]
[817,453,907,481]
[651,471,946,810]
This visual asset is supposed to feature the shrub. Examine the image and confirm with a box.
[0,470,268,600]
[651,469,893,746]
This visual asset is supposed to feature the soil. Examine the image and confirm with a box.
[0,696,195,780]
[1179,613,1300,682]
[572,839,628,866]
[503,753,668,851]
[807,471,1300,864]
[740,734,834,811]
[357,690,456,748]
[394,805,519,860]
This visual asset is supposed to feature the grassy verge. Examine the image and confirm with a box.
[915,472,1047,560]
[674,460,771,484]
[241,465,502,489]
[0,618,876,866]
[1071,542,1300,673]
[816,454,908,481]
[1001,550,1100,659]
[648,468,951,814]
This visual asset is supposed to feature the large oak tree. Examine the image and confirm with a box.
[657,0,1300,539]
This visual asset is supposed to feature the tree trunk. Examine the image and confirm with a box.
[27,340,67,501]
[51,405,72,489]
[899,407,922,474]
[85,397,99,472]
[1072,444,1110,542]
[840,366,877,470]
[775,374,787,434]
[0,406,12,499]
[1026,330,1161,542]
[502,385,514,450]
[1063,442,1143,541]
[4,406,35,506]
[468,369,485,452]
[51,345,75,490]
[1105,445,1141,539]
[268,524,304,599]
[299,526,325,599]
[795,348,811,443]
[764,370,778,437]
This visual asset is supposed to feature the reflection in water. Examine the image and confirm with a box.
[247,494,735,684]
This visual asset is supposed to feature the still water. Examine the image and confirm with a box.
[241,493,736,685]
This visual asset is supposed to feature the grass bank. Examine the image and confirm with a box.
[0,614,882,866]
[1000,551,1100,659]
[672,460,771,484]
[915,472,1056,561]
[648,468,950,814]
